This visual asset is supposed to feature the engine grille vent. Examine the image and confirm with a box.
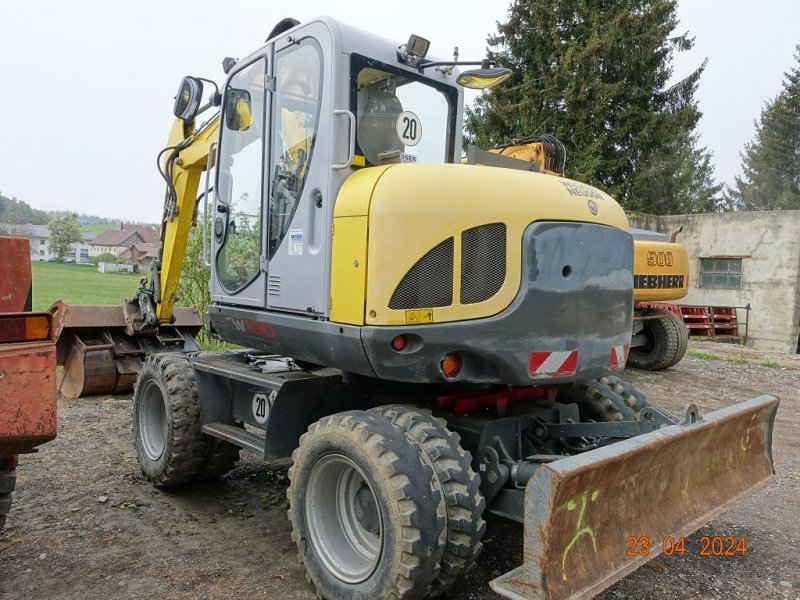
[389,238,454,309]
[461,223,506,304]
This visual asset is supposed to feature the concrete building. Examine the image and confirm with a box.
[631,211,800,354]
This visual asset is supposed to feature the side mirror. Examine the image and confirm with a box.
[224,89,253,132]
[174,76,204,122]
[456,67,513,89]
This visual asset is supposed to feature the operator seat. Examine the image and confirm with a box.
[357,88,405,165]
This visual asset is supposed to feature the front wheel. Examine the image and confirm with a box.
[132,354,205,487]
[287,411,446,600]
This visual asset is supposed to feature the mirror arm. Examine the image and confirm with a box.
[417,59,493,73]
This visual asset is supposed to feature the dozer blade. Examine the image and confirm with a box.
[53,301,202,399]
[491,395,779,600]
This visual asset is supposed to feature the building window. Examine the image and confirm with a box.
[39,250,45,256]
[39,239,46,245]
[700,258,742,289]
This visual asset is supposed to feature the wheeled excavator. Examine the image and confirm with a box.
[54,17,778,600]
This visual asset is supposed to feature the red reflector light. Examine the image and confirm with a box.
[391,335,406,351]
[0,314,51,343]
[441,352,462,378]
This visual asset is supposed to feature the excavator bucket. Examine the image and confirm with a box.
[53,301,202,399]
[491,395,779,600]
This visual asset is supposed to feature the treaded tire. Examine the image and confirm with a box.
[133,354,205,487]
[663,309,689,368]
[629,308,688,371]
[370,405,486,597]
[560,378,635,422]
[598,376,650,419]
[0,469,16,495]
[0,491,12,529]
[195,432,241,481]
[287,410,447,600]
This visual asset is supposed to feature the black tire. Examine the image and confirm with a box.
[560,378,636,422]
[195,431,241,481]
[132,354,205,487]
[370,405,486,597]
[629,308,688,371]
[664,310,689,368]
[0,493,11,529]
[598,375,650,419]
[0,459,16,529]
[0,468,16,495]
[287,411,447,600]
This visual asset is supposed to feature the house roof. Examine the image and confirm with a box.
[0,223,92,242]
[91,224,159,247]
[117,242,159,261]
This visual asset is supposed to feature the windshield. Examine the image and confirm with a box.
[351,54,458,167]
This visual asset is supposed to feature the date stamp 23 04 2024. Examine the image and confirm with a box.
[626,535,748,557]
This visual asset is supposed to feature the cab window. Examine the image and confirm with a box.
[351,54,457,167]
[268,41,323,258]
[216,58,267,293]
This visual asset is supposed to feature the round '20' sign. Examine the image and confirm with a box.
[396,111,422,146]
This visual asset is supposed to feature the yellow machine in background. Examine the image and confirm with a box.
[487,138,691,370]
[630,229,691,369]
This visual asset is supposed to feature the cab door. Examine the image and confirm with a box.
[263,26,331,316]
[211,55,270,307]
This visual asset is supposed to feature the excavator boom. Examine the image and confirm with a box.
[55,115,218,398]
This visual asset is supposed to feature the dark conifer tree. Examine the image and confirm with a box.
[465,0,721,214]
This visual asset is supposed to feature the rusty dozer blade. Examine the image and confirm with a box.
[52,301,202,399]
[491,395,779,600]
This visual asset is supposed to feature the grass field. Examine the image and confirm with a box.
[31,262,139,310]
[79,223,116,235]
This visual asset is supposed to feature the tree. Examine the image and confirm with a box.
[727,45,800,211]
[0,192,49,224]
[47,214,82,261]
[465,0,721,214]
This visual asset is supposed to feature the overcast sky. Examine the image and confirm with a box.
[0,1,797,223]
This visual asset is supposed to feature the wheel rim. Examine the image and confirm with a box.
[138,379,168,461]
[305,454,382,583]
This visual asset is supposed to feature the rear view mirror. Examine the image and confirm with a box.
[225,89,252,131]
[174,76,204,122]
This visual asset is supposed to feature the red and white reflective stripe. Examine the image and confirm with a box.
[609,344,629,372]
[528,351,578,378]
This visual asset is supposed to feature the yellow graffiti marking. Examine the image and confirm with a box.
[740,413,759,452]
[561,490,599,581]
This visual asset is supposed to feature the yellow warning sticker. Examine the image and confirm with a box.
[404,309,433,324]
[352,154,366,167]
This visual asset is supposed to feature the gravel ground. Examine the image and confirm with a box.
[1,340,798,599]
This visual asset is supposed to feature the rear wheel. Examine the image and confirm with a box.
[369,405,486,597]
[287,411,446,600]
[629,308,688,371]
[560,377,635,422]
[599,375,650,419]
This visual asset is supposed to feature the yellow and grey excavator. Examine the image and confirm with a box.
[55,16,777,600]
[485,137,692,370]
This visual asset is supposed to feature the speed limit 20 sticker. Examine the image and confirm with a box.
[252,391,276,425]
[396,111,422,146]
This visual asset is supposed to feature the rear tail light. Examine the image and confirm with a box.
[391,335,406,352]
[441,352,463,378]
[0,314,51,343]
